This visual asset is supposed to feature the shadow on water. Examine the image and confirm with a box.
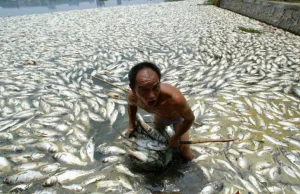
[125,150,208,194]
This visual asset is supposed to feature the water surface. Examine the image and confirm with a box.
[0,0,166,17]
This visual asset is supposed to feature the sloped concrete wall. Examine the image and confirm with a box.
[220,0,300,35]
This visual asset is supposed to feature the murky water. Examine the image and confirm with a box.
[0,0,169,17]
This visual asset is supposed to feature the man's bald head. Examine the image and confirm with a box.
[128,62,161,88]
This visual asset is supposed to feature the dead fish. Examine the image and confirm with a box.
[0,157,11,172]
[13,162,48,172]
[40,163,61,173]
[31,142,59,153]
[32,188,57,194]
[96,145,126,155]
[43,169,95,186]
[4,170,47,184]
[96,180,120,188]
[102,156,123,163]
[52,152,87,166]
[81,173,105,186]
[10,183,33,193]
[199,181,224,194]
[263,134,288,147]
[0,145,25,152]
[115,164,136,177]
[61,184,85,192]
[127,149,148,162]
[86,137,95,162]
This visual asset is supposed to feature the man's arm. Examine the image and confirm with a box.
[127,91,138,136]
[174,99,195,139]
[169,92,194,146]
[128,103,137,130]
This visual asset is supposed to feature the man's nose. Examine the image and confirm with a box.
[148,91,156,99]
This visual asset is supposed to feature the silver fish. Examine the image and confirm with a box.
[81,173,105,186]
[102,156,123,163]
[9,153,45,164]
[263,134,288,147]
[0,145,25,152]
[115,164,136,177]
[0,157,11,172]
[238,177,259,194]
[96,145,126,155]
[13,162,48,172]
[87,110,104,122]
[128,149,148,162]
[117,105,126,116]
[135,139,168,151]
[4,170,47,184]
[80,146,88,161]
[86,137,95,162]
[80,111,90,127]
[10,183,33,193]
[0,119,20,132]
[284,137,300,148]
[43,169,95,186]
[40,163,61,173]
[62,144,78,153]
[118,174,133,191]
[96,180,120,188]
[106,99,115,118]
[52,152,87,166]
[32,142,59,153]
[199,181,223,194]
[13,137,38,145]
[74,128,88,142]
[61,184,85,192]
[0,132,13,141]
[109,109,118,126]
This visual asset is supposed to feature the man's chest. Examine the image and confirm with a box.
[137,101,176,115]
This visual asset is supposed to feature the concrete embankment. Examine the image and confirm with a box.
[220,0,300,35]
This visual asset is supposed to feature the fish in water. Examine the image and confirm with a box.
[42,169,95,186]
[0,1,300,193]
[121,118,173,172]
[4,170,48,184]
[199,181,224,194]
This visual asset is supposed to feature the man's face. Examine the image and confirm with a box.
[131,68,160,107]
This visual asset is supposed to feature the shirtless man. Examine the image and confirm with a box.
[126,62,195,161]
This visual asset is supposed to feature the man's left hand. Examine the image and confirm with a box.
[169,135,179,147]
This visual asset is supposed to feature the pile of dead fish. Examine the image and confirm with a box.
[122,118,174,172]
[0,0,300,193]
[0,63,140,193]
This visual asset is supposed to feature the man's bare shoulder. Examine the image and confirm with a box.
[128,90,137,106]
[160,83,185,105]
[161,83,180,92]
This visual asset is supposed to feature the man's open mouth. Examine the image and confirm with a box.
[148,100,156,106]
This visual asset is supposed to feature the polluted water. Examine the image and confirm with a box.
[0,0,300,193]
